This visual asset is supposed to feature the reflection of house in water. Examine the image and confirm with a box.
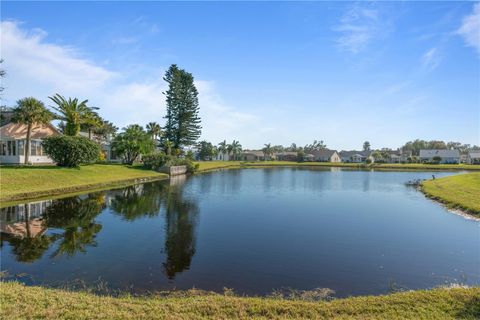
[1,201,51,238]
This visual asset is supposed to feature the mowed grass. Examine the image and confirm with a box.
[0,164,167,203]
[1,282,479,320]
[196,160,480,172]
[422,172,480,215]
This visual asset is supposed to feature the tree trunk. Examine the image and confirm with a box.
[24,123,32,164]
[88,129,92,140]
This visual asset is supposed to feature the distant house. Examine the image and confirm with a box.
[419,149,460,164]
[0,122,60,164]
[241,150,265,161]
[380,149,413,163]
[339,150,373,163]
[467,151,480,164]
[311,149,341,162]
[275,151,298,162]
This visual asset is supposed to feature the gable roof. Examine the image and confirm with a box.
[339,150,371,158]
[0,122,60,140]
[311,149,338,158]
[419,149,460,158]
[468,151,480,158]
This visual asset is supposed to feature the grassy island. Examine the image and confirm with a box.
[0,164,168,204]
[421,172,480,215]
[1,282,479,320]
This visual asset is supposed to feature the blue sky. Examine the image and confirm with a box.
[1,1,479,149]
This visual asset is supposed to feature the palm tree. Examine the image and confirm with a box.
[81,111,103,140]
[146,122,161,142]
[163,140,174,156]
[12,97,53,164]
[262,143,273,160]
[49,94,97,136]
[218,140,228,161]
[228,140,242,161]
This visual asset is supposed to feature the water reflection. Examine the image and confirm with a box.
[1,180,199,279]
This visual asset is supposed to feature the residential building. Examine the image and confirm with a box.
[240,150,265,161]
[467,151,480,164]
[339,150,373,163]
[311,149,341,162]
[0,122,60,164]
[275,151,298,161]
[419,149,460,164]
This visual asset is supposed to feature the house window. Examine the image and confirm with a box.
[18,140,24,156]
[30,141,43,156]
[7,140,16,156]
[0,140,6,155]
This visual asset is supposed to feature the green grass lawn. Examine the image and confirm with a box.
[0,164,168,204]
[421,172,480,215]
[1,282,478,319]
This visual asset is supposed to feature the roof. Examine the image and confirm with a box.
[419,149,460,158]
[468,151,480,158]
[274,151,297,156]
[339,150,371,158]
[311,149,338,158]
[241,150,264,157]
[0,122,60,140]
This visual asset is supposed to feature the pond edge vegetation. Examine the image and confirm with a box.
[1,282,479,320]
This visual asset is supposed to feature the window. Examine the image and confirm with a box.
[7,141,16,156]
[30,141,43,156]
[18,140,24,156]
[0,141,6,156]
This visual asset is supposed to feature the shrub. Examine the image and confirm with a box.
[143,152,199,173]
[42,136,100,167]
[142,152,168,170]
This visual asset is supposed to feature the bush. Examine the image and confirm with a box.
[143,152,199,173]
[42,136,100,167]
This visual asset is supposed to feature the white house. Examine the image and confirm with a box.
[419,149,460,164]
[467,151,480,164]
[339,150,373,163]
[0,122,60,164]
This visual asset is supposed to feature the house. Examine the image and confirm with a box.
[0,122,60,164]
[467,151,480,164]
[240,150,265,161]
[339,150,373,163]
[419,149,460,164]
[379,149,413,163]
[311,149,341,162]
[275,151,298,161]
[213,152,231,161]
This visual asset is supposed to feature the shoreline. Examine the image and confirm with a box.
[2,161,478,205]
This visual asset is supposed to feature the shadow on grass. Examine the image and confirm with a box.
[456,294,480,319]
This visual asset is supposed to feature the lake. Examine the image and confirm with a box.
[1,168,479,297]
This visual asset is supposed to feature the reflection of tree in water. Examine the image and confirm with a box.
[110,183,162,221]
[42,193,106,257]
[109,180,199,278]
[162,184,199,279]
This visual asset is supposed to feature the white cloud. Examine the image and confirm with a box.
[334,5,386,54]
[422,47,441,71]
[457,3,480,54]
[0,20,262,144]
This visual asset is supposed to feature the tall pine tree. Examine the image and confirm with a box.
[163,64,201,150]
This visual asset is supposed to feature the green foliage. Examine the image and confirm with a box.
[146,122,162,142]
[227,140,242,160]
[163,64,202,149]
[297,149,306,162]
[49,94,97,136]
[262,143,273,160]
[112,125,154,165]
[363,141,371,151]
[12,97,54,164]
[143,152,198,173]
[42,136,100,167]
[197,140,216,160]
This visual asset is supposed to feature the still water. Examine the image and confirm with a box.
[1,168,479,297]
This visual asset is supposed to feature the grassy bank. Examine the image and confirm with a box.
[196,161,480,172]
[0,164,168,204]
[1,282,478,319]
[421,172,480,215]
